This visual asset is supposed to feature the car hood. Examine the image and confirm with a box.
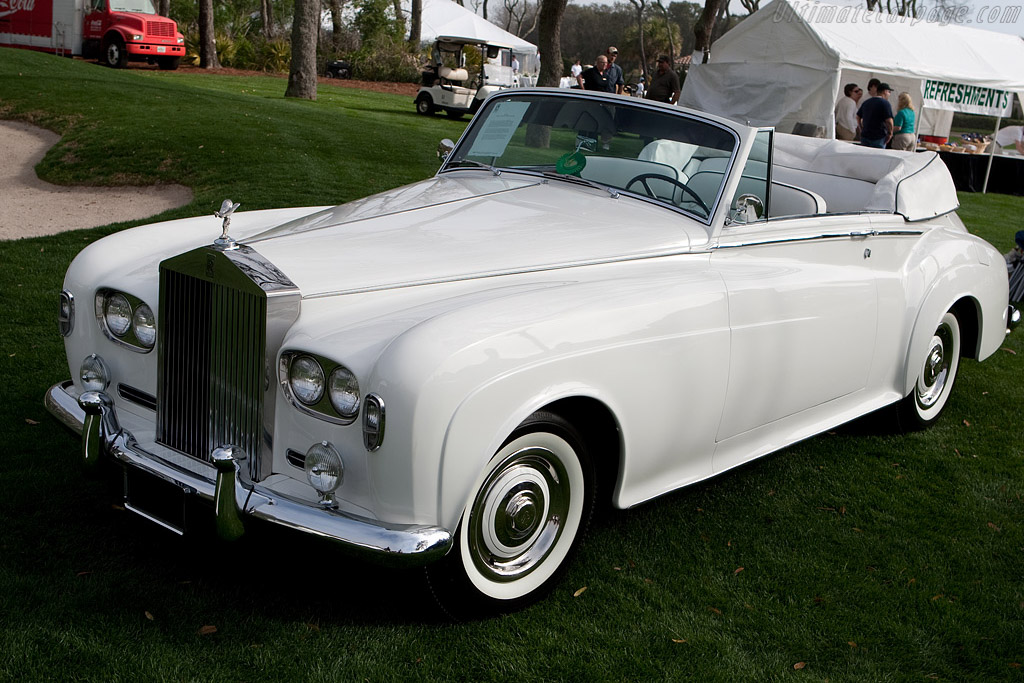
[246,173,707,298]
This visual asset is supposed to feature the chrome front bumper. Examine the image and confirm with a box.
[45,381,452,566]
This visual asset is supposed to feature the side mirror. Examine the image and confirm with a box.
[437,138,455,163]
[731,193,764,224]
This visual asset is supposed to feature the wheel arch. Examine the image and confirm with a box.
[902,289,979,397]
[541,396,622,509]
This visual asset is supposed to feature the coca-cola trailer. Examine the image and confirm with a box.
[1,0,185,69]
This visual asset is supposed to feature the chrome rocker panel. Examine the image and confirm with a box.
[45,380,453,566]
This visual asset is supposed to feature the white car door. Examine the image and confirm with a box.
[710,214,881,471]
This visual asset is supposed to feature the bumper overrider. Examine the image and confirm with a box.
[45,380,452,566]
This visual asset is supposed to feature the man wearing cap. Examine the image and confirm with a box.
[646,56,680,104]
[857,82,894,149]
[605,47,624,94]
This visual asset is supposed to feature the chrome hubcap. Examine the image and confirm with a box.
[468,447,569,582]
[917,325,952,409]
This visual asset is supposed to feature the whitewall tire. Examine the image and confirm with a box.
[899,311,961,429]
[427,411,595,618]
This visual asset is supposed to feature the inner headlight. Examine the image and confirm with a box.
[289,355,325,405]
[104,294,132,337]
[328,366,360,420]
[80,354,110,391]
[305,441,343,506]
[132,304,156,349]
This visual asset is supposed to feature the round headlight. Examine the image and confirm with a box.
[328,366,360,419]
[132,303,156,349]
[104,293,132,337]
[80,354,110,391]
[305,441,344,498]
[289,355,324,405]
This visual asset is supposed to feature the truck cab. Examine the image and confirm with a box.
[82,0,184,69]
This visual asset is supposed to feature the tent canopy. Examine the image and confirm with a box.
[680,0,1024,137]
[412,0,537,56]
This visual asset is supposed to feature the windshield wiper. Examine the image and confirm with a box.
[541,170,619,198]
[450,159,501,176]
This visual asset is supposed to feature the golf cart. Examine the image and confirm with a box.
[414,36,515,118]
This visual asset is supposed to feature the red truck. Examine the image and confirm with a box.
[1,0,185,69]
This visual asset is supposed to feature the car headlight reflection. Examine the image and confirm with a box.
[328,366,360,419]
[132,304,156,349]
[104,293,132,336]
[289,355,325,405]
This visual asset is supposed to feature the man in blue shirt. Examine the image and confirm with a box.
[605,47,624,95]
[857,83,894,148]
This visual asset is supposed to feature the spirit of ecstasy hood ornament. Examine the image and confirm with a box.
[213,199,241,250]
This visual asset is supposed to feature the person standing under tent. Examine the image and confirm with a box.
[857,82,894,148]
[891,92,916,150]
[834,83,862,141]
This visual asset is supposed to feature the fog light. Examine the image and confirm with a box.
[305,441,343,507]
[80,354,110,391]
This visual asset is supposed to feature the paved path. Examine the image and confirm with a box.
[0,121,192,240]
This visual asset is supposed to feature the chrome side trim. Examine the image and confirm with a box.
[44,381,453,566]
[712,229,925,250]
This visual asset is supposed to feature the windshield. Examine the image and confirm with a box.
[109,0,157,13]
[444,93,737,220]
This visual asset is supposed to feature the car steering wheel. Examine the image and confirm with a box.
[625,173,711,215]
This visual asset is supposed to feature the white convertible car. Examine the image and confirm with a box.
[46,89,1018,616]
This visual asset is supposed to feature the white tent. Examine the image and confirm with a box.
[411,0,539,75]
[680,0,1024,139]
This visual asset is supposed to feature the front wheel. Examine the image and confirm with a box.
[103,36,127,68]
[897,310,961,430]
[415,95,435,116]
[427,412,595,619]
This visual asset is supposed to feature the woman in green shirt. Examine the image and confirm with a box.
[892,92,916,150]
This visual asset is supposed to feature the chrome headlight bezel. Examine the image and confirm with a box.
[279,351,360,425]
[94,288,156,353]
[59,290,75,337]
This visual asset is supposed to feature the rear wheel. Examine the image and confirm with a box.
[897,311,961,430]
[427,411,595,619]
[445,109,465,119]
[103,36,127,68]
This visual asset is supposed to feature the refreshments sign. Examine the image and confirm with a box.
[922,80,1013,117]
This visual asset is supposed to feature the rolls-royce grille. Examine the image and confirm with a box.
[157,268,267,464]
[147,21,175,37]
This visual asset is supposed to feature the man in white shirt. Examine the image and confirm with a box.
[995,125,1024,154]
[570,59,582,80]
[834,83,862,141]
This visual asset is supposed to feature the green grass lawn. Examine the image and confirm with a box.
[2,48,1023,681]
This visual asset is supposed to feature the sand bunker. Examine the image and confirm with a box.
[0,121,193,240]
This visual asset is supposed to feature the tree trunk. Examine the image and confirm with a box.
[536,0,567,87]
[629,0,646,78]
[198,0,220,68]
[392,0,405,35]
[286,0,320,100]
[657,2,674,66]
[330,0,343,48]
[408,0,422,48]
[482,0,488,20]
[262,0,276,40]
[526,0,568,148]
[694,0,722,62]
[157,0,169,17]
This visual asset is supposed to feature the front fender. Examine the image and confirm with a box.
[359,257,729,531]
